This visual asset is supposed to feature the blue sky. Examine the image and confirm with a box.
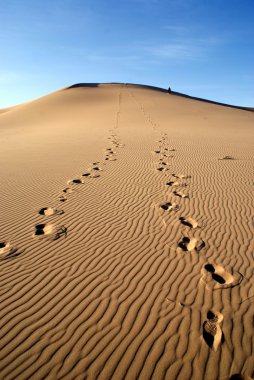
[0,0,253,107]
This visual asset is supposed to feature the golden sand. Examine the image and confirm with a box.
[0,84,253,379]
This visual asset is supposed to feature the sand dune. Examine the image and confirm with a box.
[0,84,253,380]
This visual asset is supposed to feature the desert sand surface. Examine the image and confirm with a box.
[0,83,253,380]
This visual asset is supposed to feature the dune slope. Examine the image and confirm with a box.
[0,84,253,380]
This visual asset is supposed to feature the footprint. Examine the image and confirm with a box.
[172,174,191,179]
[166,181,180,187]
[105,151,117,159]
[173,191,189,198]
[178,237,205,252]
[82,172,91,177]
[33,224,67,240]
[63,187,73,194]
[204,264,229,284]
[154,150,161,154]
[159,161,168,166]
[203,310,224,352]
[105,149,117,155]
[59,196,67,202]
[179,217,198,228]
[201,263,242,289]
[89,173,100,178]
[157,167,169,172]
[90,166,102,172]
[0,242,17,257]
[67,178,83,185]
[38,207,64,216]
[219,155,235,160]
[160,202,180,212]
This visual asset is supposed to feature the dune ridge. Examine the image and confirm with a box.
[0,84,253,380]
[68,83,254,112]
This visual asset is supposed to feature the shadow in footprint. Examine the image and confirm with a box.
[34,224,48,236]
[229,375,245,380]
[0,242,7,250]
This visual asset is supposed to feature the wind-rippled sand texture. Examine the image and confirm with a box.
[0,84,253,380]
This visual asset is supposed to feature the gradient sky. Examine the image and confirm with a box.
[1,0,254,107]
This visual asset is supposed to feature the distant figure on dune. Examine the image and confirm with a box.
[168,86,171,93]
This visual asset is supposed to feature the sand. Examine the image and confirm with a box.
[0,83,253,380]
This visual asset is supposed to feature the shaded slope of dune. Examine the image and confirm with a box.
[0,84,253,380]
